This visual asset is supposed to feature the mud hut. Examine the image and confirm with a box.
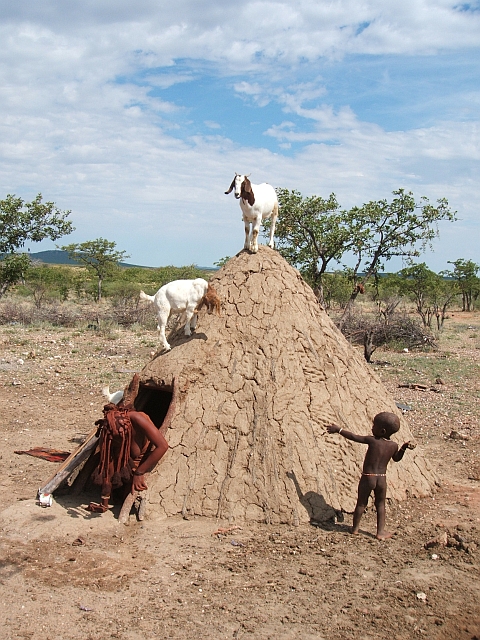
[134,246,436,525]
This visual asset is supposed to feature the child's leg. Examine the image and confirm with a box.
[373,478,391,540]
[352,475,374,534]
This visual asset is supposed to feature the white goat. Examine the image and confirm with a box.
[102,386,123,405]
[225,174,278,253]
[140,278,221,351]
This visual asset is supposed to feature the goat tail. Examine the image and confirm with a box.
[139,290,155,303]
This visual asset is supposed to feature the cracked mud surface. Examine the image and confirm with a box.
[141,249,436,523]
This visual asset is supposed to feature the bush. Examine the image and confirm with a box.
[339,309,436,361]
[0,300,36,325]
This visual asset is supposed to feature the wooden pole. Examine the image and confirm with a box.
[38,426,99,496]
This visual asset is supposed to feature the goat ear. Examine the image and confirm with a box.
[243,177,252,192]
[225,178,235,195]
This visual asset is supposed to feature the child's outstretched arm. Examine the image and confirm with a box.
[326,424,370,444]
[392,441,415,462]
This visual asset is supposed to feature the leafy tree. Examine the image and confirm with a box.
[321,271,352,310]
[24,264,78,306]
[398,263,456,330]
[213,256,231,269]
[0,193,73,298]
[0,253,30,298]
[60,238,129,302]
[266,189,348,304]
[338,189,456,327]
[446,259,480,311]
[24,264,59,308]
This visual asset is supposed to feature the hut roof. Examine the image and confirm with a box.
[139,246,436,524]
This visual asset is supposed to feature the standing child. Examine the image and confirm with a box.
[327,412,414,540]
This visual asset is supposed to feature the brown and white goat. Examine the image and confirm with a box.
[225,174,278,253]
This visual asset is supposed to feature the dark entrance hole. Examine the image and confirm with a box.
[134,383,173,430]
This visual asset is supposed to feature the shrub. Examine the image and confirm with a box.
[339,309,436,361]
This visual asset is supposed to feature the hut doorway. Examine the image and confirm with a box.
[134,380,176,434]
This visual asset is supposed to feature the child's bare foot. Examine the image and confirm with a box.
[351,528,359,535]
[376,531,393,540]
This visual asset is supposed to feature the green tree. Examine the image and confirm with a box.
[338,189,456,327]
[0,253,30,298]
[321,271,352,310]
[446,259,480,311]
[24,264,59,308]
[60,238,129,302]
[266,189,348,304]
[0,193,73,298]
[398,263,456,330]
[213,256,231,269]
[24,264,78,306]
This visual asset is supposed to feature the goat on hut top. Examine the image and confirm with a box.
[225,173,278,254]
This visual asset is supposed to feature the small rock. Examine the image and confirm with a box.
[435,378,445,385]
[416,592,427,601]
[449,430,469,441]
[425,531,448,548]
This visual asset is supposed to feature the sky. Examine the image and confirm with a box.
[1,0,479,271]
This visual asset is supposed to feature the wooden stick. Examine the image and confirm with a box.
[38,426,99,495]
[118,491,138,524]
[137,491,148,521]
[69,451,100,496]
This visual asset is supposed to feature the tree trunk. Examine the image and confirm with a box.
[312,283,325,308]
[339,289,359,330]
[363,329,376,363]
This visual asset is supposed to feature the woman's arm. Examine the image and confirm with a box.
[130,411,169,490]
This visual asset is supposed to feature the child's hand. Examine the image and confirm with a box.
[326,424,341,434]
[402,441,416,450]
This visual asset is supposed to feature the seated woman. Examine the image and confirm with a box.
[87,375,168,513]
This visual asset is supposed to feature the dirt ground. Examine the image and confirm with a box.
[0,311,479,640]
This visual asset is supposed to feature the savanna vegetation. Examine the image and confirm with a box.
[1,187,478,360]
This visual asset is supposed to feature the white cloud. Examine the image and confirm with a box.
[0,0,478,271]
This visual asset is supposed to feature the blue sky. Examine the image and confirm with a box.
[0,0,479,271]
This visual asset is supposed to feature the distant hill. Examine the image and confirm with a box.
[28,250,82,266]
[26,250,218,271]
[27,250,137,267]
